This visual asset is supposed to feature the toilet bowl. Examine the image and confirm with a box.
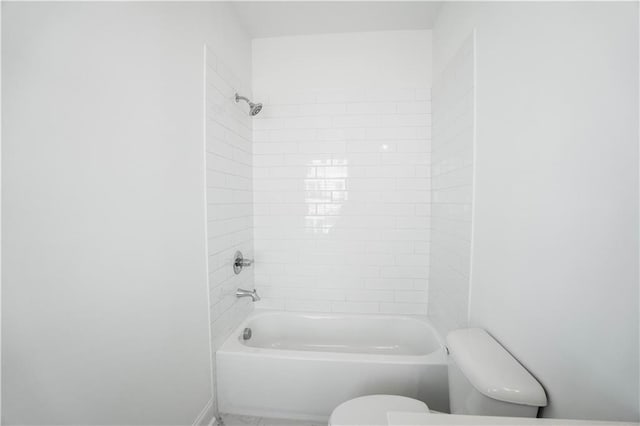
[328,395,430,426]
[329,328,547,425]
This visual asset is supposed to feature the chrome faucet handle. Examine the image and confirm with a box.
[233,251,253,274]
[238,258,253,267]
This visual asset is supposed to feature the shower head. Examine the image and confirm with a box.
[250,103,263,116]
[235,93,263,117]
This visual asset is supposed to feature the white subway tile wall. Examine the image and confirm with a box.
[253,88,431,315]
[428,34,475,334]
[205,47,254,352]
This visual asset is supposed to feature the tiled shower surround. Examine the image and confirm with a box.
[428,34,475,334]
[205,47,254,352]
[253,89,432,315]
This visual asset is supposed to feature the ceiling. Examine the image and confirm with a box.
[231,1,443,39]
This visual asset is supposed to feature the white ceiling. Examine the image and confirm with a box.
[231,1,443,39]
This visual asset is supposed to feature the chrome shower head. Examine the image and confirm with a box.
[235,93,263,117]
[250,103,263,116]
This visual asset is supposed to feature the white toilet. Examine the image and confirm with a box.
[329,328,547,426]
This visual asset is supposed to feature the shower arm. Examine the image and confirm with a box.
[235,94,250,103]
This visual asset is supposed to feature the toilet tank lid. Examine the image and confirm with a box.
[446,328,547,407]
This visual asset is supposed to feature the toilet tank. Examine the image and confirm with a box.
[446,328,547,418]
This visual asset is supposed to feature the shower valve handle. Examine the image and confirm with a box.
[237,258,253,267]
[233,251,253,274]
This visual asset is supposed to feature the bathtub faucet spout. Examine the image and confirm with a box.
[236,288,261,302]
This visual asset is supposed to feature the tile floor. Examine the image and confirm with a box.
[218,413,326,426]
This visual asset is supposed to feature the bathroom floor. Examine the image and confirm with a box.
[219,413,325,426]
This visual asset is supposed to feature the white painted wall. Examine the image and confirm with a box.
[230,2,441,38]
[253,31,432,99]
[252,31,432,314]
[428,32,475,336]
[433,2,639,421]
[2,3,251,424]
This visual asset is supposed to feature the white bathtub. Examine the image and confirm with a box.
[216,310,449,422]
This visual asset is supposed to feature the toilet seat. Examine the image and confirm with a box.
[329,395,429,426]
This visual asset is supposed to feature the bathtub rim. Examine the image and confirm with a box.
[217,309,448,365]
